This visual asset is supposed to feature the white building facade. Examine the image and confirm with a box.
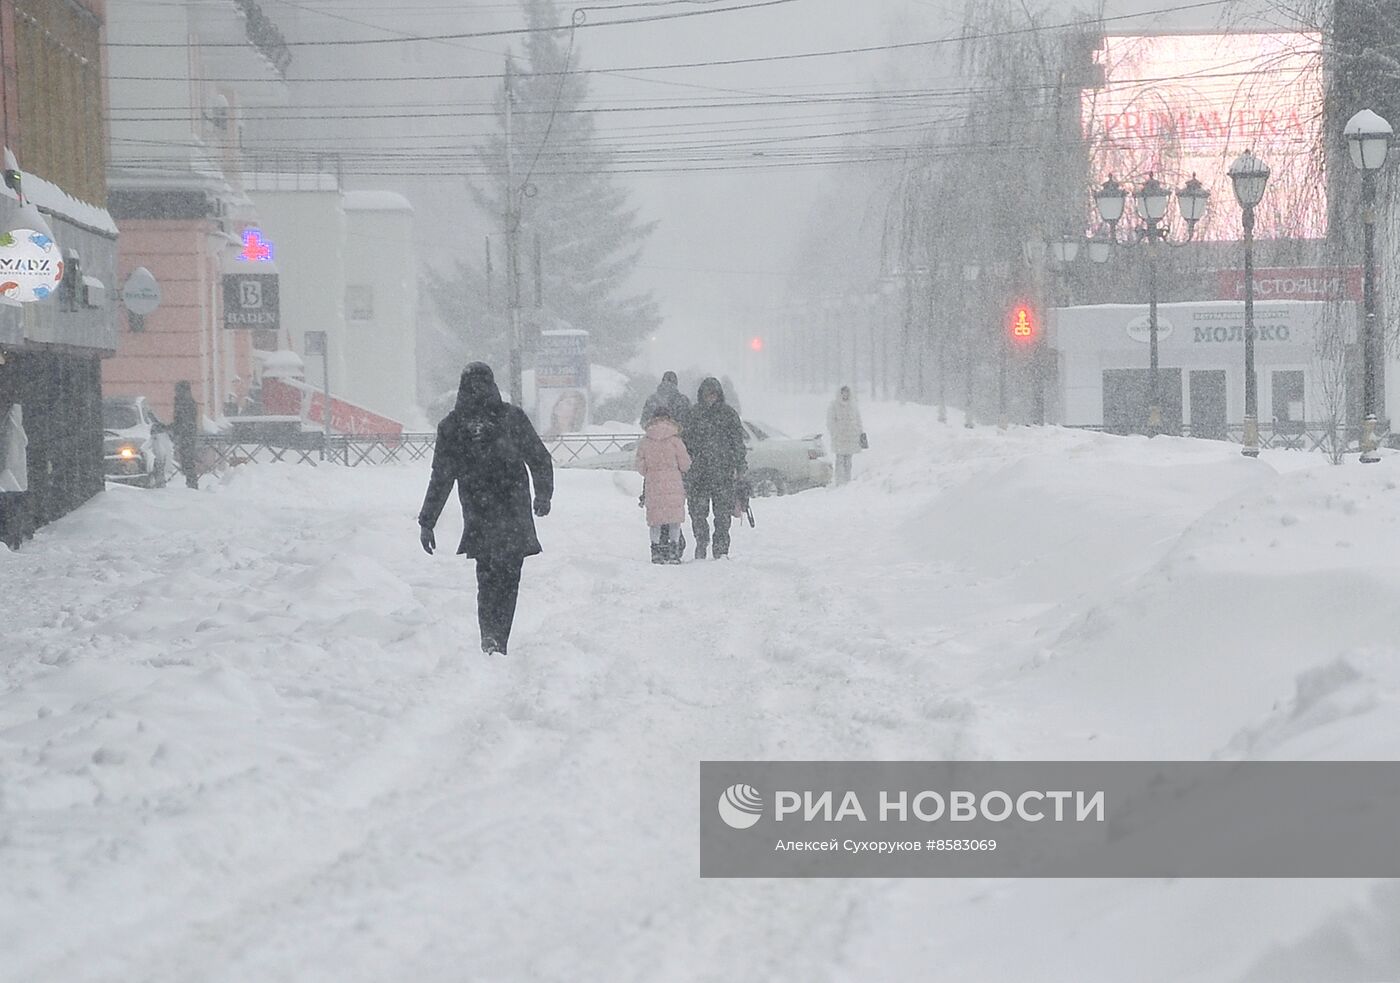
[243,176,417,425]
[1046,300,1400,437]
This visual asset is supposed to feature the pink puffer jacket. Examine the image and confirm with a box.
[635,418,692,525]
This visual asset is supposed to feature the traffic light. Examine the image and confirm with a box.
[749,336,764,352]
[1009,305,1037,344]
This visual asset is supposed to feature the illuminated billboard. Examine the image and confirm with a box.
[1083,32,1325,240]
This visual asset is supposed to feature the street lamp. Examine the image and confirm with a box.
[1176,174,1211,226]
[1087,226,1113,265]
[1344,108,1393,462]
[1093,172,1209,435]
[1094,175,1127,236]
[1022,236,1048,267]
[1048,233,1081,265]
[1228,150,1271,458]
[961,263,980,428]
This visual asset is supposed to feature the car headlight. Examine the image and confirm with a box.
[118,445,139,460]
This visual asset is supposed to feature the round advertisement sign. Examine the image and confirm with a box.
[1125,313,1174,344]
[0,228,62,303]
[121,266,162,316]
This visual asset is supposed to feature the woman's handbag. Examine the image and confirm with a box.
[858,432,869,450]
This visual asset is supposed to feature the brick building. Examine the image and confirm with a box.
[0,0,119,547]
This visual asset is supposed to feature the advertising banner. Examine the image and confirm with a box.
[537,329,590,436]
[1215,266,1366,303]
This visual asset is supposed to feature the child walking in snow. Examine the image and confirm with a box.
[634,405,691,563]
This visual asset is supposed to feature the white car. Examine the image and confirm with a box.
[103,395,175,488]
[565,418,830,496]
[741,419,831,495]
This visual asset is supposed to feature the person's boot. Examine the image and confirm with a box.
[695,538,708,560]
[650,542,664,564]
[481,635,506,656]
[668,531,685,564]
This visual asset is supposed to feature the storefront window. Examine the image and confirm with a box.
[1272,371,1305,426]
[346,285,373,321]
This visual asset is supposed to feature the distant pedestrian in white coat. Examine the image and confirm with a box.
[826,385,866,486]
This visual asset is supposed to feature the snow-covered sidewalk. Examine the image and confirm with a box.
[3,405,1399,982]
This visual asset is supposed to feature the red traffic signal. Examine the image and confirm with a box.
[749,336,764,352]
[1009,305,1037,344]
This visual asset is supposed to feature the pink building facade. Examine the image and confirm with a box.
[102,0,289,425]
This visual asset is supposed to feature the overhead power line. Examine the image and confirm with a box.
[105,0,1248,77]
[104,0,804,47]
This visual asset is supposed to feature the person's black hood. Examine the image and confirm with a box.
[696,376,725,406]
[455,362,503,413]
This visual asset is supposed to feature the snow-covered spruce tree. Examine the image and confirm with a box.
[429,0,659,375]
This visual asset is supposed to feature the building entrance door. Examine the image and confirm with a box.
[1189,370,1227,440]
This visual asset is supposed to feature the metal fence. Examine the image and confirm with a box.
[1073,421,1392,454]
[196,431,638,472]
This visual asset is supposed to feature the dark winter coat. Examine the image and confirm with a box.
[172,387,198,448]
[418,364,554,558]
[640,380,692,430]
[682,377,746,487]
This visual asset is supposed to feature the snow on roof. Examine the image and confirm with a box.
[241,172,340,193]
[2,172,118,237]
[343,190,413,212]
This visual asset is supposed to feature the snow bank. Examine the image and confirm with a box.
[2,399,1398,981]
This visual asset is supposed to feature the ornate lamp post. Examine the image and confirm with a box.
[1228,150,1271,458]
[1092,173,1209,435]
[1344,109,1393,463]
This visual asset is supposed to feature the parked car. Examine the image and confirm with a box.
[740,419,831,495]
[103,395,175,488]
[568,418,830,495]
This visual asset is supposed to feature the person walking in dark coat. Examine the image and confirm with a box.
[683,376,747,559]
[172,380,199,489]
[640,370,692,430]
[418,362,554,656]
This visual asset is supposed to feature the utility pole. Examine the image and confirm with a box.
[504,55,524,408]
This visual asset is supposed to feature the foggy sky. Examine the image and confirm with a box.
[252,0,1305,379]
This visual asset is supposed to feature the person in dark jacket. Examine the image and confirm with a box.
[640,370,692,430]
[172,380,199,489]
[682,376,747,559]
[418,362,554,656]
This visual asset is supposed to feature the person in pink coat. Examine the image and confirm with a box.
[634,405,692,563]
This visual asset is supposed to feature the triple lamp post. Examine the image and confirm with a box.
[1087,173,1210,435]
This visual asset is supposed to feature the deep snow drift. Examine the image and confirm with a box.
[2,400,1399,982]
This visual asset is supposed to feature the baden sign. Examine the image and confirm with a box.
[223,273,280,330]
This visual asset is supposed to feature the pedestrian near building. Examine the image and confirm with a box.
[172,380,200,489]
[826,385,866,486]
[634,405,691,564]
[683,377,747,559]
[640,370,692,430]
[418,362,554,656]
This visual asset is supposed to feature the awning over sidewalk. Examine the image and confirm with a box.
[0,175,119,352]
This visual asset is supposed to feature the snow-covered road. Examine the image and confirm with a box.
[3,403,1399,982]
